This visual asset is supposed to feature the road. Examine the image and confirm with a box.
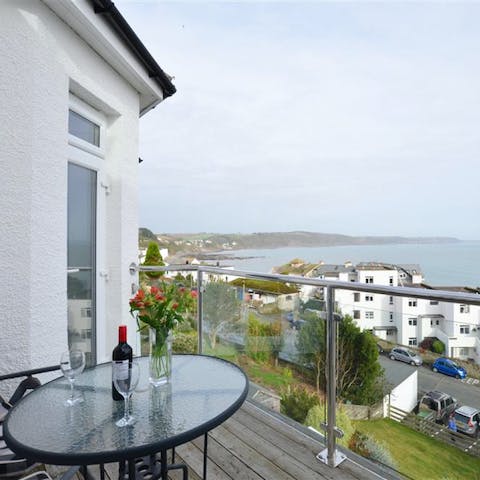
[380,356,480,409]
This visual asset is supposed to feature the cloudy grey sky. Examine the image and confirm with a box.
[117,1,480,239]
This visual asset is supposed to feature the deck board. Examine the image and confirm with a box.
[166,400,396,480]
[47,401,396,480]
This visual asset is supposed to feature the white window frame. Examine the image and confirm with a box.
[68,94,106,158]
[408,318,417,326]
[68,94,107,364]
[460,325,470,335]
[365,311,374,319]
[365,295,373,302]
[408,337,417,346]
[365,276,374,284]
[460,304,470,314]
[408,299,417,307]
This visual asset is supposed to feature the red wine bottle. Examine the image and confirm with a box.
[112,325,133,401]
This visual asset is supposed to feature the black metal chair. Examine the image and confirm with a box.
[0,366,60,479]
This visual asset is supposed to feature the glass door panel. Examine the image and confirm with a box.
[67,163,96,366]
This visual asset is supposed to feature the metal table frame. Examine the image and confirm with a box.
[4,355,248,480]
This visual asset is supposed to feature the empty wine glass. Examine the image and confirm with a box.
[60,350,85,406]
[113,361,140,427]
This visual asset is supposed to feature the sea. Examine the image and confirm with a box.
[218,241,480,287]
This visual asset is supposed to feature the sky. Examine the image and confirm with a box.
[116,1,480,239]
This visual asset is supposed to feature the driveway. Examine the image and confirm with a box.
[379,356,480,410]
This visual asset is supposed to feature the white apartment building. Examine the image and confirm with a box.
[311,262,480,363]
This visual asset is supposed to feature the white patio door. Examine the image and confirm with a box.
[67,95,106,366]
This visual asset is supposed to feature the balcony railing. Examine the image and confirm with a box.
[134,263,480,473]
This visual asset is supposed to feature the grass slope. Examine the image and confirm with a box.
[354,418,480,480]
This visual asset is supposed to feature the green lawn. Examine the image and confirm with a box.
[354,418,480,480]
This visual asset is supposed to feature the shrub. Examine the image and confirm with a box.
[246,318,271,362]
[432,340,445,354]
[348,430,397,469]
[419,337,434,351]
[305,403,355,447]
[143,242,165,278]
[280,386,319,423]
[173,332,198,354]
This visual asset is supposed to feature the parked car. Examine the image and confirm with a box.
[454,406,480,437]
[389,346,422,366]
[432,358,467,379]
[416,390,457,424]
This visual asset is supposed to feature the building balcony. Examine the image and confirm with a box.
[3,264,480,480]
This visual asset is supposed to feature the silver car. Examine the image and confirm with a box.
[389,347,423,366]
[454,406,480,437]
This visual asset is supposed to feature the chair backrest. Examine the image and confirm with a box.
[0,366,59,479]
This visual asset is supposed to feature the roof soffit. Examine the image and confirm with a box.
[41,0,167,114]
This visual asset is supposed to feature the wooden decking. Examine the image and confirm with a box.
[167,401,397,480]
[47,400,398,480]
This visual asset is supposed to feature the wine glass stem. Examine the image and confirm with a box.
[124,395,130,421]
[69,378,75,400]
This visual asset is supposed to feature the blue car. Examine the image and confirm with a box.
[432,357,467,379]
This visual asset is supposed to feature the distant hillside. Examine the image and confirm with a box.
[140,229,460,258]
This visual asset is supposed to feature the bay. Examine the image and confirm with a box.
[219,242,480,287]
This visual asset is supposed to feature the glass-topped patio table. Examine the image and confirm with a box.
[3,355,249,480]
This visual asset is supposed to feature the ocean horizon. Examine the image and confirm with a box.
[219,241,480,287]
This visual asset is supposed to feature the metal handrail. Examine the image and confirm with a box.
[138,263,480,305]
[134,262,480,468]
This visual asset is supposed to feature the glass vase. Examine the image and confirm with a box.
[149,327,172,386]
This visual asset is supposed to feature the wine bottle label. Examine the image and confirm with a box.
[113,360,129,381]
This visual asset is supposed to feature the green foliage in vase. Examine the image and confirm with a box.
[129,281,197,333]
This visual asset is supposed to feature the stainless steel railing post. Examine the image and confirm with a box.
[317,286,346,467]
[326,286,337,467]
[197,269,203,354]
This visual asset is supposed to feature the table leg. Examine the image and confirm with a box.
[127,459,136,480]
[160,449,168,480]
[203,433,208,480]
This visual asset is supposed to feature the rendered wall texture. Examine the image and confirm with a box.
[0,0,146,380]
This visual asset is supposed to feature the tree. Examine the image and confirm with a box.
[295,311,326,395]
[203,280,241,349]
[143,242,165,278]
[296,313,385,405]
[337,316,385,405]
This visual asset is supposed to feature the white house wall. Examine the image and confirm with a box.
[0,0,149,374]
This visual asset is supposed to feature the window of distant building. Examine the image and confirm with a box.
[354,293,360,302]
[460,304,470,314]
[408,299,417,307]
[389,296,394,305]
[409,337,417,346]
[460,325,470,334]
[389,276,394,285]
[408,318,417,326]
[389,312,394,322]
[430,300,439,305]
[365,295,373,302]
[353,310,360,319]
[365,311,374,319]
[365,276,374,284]
[436,319,440,325]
